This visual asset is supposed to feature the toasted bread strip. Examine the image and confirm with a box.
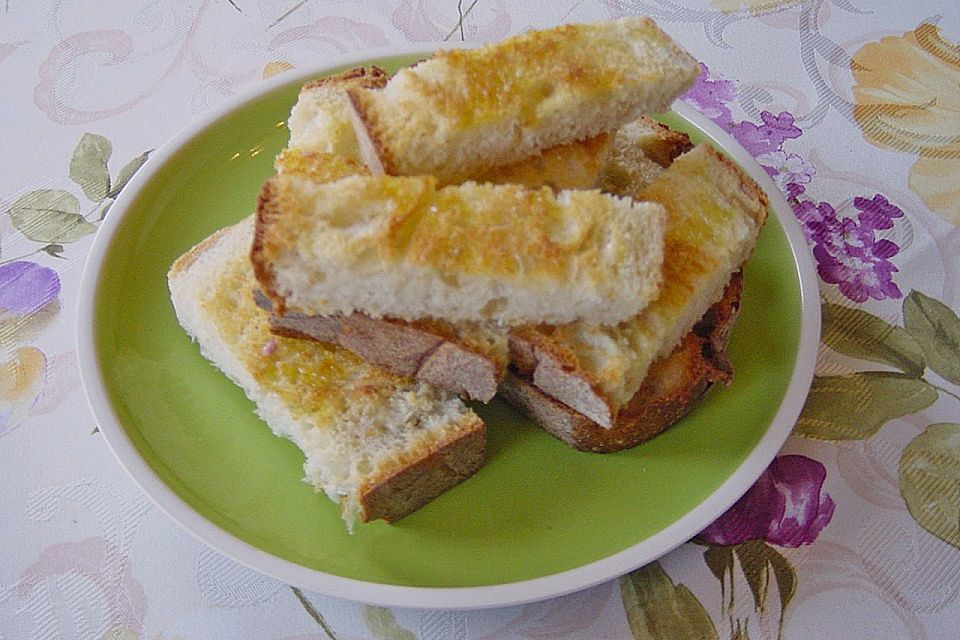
[169,218,484,527]
[253,173,666,327]
[347,18,698,183]
[260,118,684,402]
[255,76,612,400]
[502,273,742,452]
[513,144,767,428]
[473,133,612,190]
[285,66,612,189]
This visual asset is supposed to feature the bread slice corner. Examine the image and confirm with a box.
[502,272,742,452]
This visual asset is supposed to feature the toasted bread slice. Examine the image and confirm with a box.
[284,66,612,189]
[258,150,507,402]
[258,118,685,403]
[502,272,742,452]
[252,174,666,326]
[169,218,484,527]
[512,143,768,428]
[255,75,612,401]
[347,18,699,183]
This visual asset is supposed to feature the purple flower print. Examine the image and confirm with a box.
[756,151,816,191]
[0,261,60,315]
[791,196,904,302]
[682,62,736,124]
[785,182,807,201]
[792,199,838,245]
[699,455,835,547]
[678,60,905,303]
[854,194,904,231]
[726,111,803,158]
[814,242,902,302]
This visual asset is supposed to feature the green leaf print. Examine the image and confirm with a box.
[764,545,797,632]
[69,133,112,201]
[899,422,960,548]
[821,301,925,377]
[107,150,151,199]
[903,291,960,385]
[620,561,719,640]
[39,243,65,258]
[795,372,938,440]
[703,545,734,586]
[8,189,96,243]
[734,541,769,614]
[732,620,751,640]
[733,541,796,639]
[362,606,416,640]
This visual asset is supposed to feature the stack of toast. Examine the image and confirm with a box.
[168,18,768,529]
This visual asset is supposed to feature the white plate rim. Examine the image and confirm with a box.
[76,42,821,610]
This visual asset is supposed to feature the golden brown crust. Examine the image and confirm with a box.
[170,224,237,277]
[501,273,742,452]
[251,179,285,315]
[300,66,389,93]
[264,309,506,402]
[346,88,393,176]
[633,116,695,167]
[358,416,485,522]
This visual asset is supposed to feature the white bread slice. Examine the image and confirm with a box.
[284,66,612,190]
[168,217,484,528]
[252,174,666,326]
[512,143,768,427]
[255,119,675,403]
[347,17,699,183]
[263,131,607,402]
[286,66,389,157]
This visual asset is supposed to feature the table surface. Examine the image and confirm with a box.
[2,2,959,639]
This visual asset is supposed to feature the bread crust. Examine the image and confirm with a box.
[630,116,695,167]
[300,65,388,93]
[347,88,393,176]
[251,179,284,314]
[501,273,742,452]
[359,418,485,522]
[258,300,506,402]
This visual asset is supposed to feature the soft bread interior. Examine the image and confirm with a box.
[255,174,666,327]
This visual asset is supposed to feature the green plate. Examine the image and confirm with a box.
[78,48,819,608]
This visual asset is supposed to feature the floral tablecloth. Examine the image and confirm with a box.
[2,1,959,638]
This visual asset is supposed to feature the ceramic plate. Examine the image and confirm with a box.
[77,45,820,609]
